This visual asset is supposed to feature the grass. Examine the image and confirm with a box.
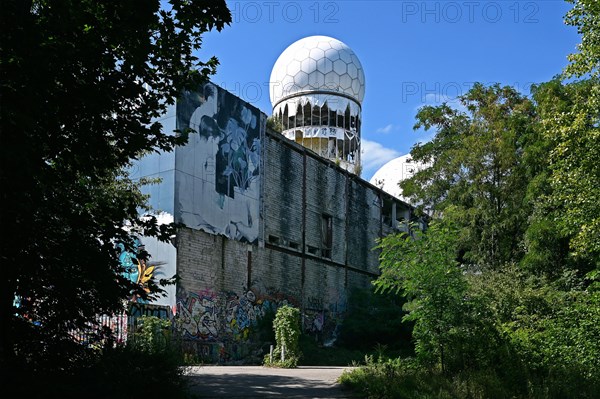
[298,335,413,367]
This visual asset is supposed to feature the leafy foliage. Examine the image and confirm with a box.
[524,78,599,276]
[468,267,600,397]
[7,316,189,399]
[403,84,536,268]
[339,355,516,399]
[89,316,187,399]
[263,305,302,368]
[1,0,231,381]
[266,115,283,132]
[374,221,466,372]
[564,0,600,78]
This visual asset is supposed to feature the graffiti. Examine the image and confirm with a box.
[303,310,325,333]
[176,288,296,342]
[305,295,323,310]
[224,290,279,341]
[129,303,172,320]
[217,113,261,197]
[176,287,353,361]
[118,239,162,303]
[177,289,219,340]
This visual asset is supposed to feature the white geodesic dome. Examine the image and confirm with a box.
[270,35,365,108]
[369,155,431,201]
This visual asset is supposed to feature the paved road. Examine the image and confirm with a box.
[184,366,361,398]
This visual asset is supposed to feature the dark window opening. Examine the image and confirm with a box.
[321,214,333,258]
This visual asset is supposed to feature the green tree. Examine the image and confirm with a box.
[402,84,536,269]
[524,78,599,277]
[374,221,466,372]
[0,0,230,377]
[523,0,599,278]
[564,0,600,78]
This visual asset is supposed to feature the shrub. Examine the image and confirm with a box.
[263,305,301,368]
[87,316,187,398]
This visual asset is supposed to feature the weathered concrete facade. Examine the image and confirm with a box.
[134,83,417,363]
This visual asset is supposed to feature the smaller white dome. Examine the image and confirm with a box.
[370,155,431,201]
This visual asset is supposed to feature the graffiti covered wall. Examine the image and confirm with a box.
[176,287,297,362]
[175,83,265,244]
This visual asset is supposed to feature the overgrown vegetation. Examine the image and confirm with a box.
[86,316,188,399]
[8,316,189,399]
[340,1,599,397]
[263,305,302,368]
[266,115,283,132]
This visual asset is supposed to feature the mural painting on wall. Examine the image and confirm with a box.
[118,238,164,303]
[176,83,264,244]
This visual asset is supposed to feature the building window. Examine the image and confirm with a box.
[321,214,332,258]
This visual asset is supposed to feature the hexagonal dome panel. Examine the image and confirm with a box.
[316,57,333,74]
[339,50,352,63]
[309,47,325,61]
[333,59,347,75]
[324,71,340,88]
[324,48,340,62]
[295,47,310,62]
[351,79,361,96]
[286,59,301,76]
[294,71,309,87]
[347,63,358,79]
[270,35,365,106]
[317,41,331,50]
[339,74,352,90]
[308,71,325,89]
[301,58,317,75]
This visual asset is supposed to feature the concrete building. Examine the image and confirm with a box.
[128,36,421,362]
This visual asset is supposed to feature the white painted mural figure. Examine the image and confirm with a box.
[175,83,263,244]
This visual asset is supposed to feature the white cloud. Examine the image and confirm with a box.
[376,124,397,134]
[361,139,401,180]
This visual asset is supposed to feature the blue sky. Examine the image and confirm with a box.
[198,0,581,181]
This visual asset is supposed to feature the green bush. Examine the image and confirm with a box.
[339,355,518,399]
[7,316,189,398]
[263,305,301,368]
[85,316,188,398]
